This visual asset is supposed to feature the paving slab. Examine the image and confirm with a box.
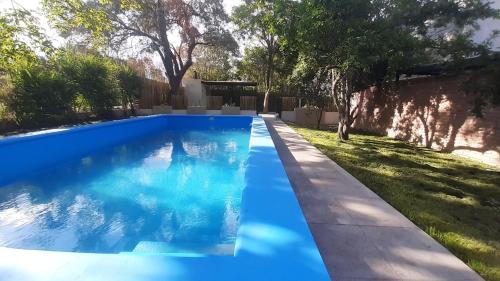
[263,117,484,281]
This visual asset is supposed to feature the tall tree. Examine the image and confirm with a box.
[289,0,499,140]
[235,47,270,87]
[43,0,236,98]
[232,0,280,113]
[187,45,235,81]
[290,54,331,129]
[236,45,297,100]
[0,9,53,75]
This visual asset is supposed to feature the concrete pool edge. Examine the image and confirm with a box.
[0,115,330,281]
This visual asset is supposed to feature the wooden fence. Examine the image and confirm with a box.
[240,96,257,110]
[207,96,223,110]
[171,95,186,109]
[137,78,193,110]
[281,97,297,111]
[137,78,170,109]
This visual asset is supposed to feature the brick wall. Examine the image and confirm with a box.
[352,75,500,167]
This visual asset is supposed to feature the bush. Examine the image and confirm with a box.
[0,76,13,119]
[56,51,119,119]
[1,11,143,129]
[117,64,142,115]
[1,48,143,129]
[5,61,76,127]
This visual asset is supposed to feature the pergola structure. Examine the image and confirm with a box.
[201,81,258,87]
[201,80,259,108]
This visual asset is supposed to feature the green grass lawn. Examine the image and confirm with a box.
[290,125,500,281]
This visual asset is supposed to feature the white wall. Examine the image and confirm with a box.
[182,79,206,106]
[322,112,339,125]
[241,110,257,116]
[281,111,296,122]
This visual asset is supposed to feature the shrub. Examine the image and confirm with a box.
[1,10,144,128]
[117,64,142,115]
[56,51,119,119]
[5,61,76,127]
[0,76,13,119]
[2,48,143,129]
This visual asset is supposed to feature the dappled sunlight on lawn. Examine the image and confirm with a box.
[291,125,500,281]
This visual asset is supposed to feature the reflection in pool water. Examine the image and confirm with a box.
[0,129,250,254]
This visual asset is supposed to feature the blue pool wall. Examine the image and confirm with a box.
[232,117,330,280]
[0,115,330,281]
[0,115,252,186]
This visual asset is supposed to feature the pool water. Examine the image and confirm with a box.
[0,128,251,255]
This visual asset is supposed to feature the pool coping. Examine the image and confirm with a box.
[0,115,330,281]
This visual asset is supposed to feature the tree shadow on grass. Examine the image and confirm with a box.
[270,120,498,280]
[332,156,500,279]
[300,127,500,239]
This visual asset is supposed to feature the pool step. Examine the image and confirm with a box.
[122,241,234,257]
[133,241,175,253]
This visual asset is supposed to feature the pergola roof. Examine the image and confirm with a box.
[400,54,499,77]
[201,80,258,87]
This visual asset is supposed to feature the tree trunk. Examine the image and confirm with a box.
[338,114,350,141]
[331,68,353,141]
[168,76,182,105]
[337,91,352,141]
[316,105,324,130]
[262,42,275,114]
[263,89,271,113]
[129,100,136,116]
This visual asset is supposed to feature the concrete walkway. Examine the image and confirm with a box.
[264,117,483,281]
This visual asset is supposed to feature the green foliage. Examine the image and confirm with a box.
[292,0,499,77]
[0,76,14,121]
[235,46,294,96]
[4,61,76,126]
[232,0,279,88]
[235,47,268,85]
[232,0,279,40]
[290,55,331,106]
[1,46,142,127]
[0,9,62,127]
[54,49,143,118]
[278,0,499,140]
[56,50,119,118]
[0,10,53,75]
[42,0,114,47]
[43,0,236,95]
[188,45,235,81]
[232,0,295,111]
[293,125,500,281]
[464,55,500,117]
[117,64,142,114]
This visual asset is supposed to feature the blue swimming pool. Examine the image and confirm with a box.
[0,128,250,254]
[0,115,330,281]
